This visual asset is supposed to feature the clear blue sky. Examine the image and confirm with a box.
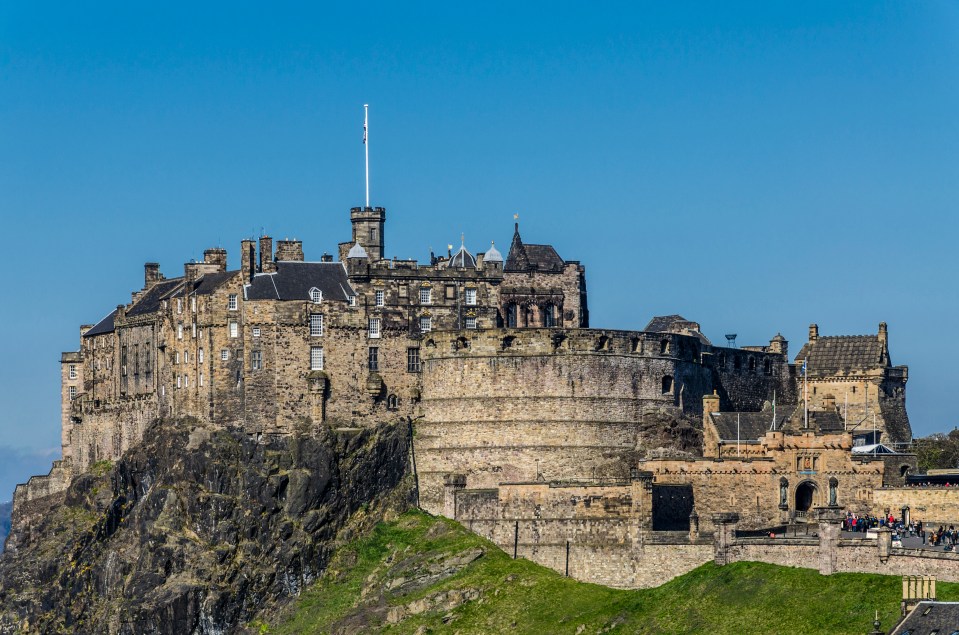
[1,2,958,501]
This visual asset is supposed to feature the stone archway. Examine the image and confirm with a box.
[795,481,819,516]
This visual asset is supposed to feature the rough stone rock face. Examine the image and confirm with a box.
[0,418,412,635]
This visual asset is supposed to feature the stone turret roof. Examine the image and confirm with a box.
[484,241,503,263]
[347,240,368,259]
[794,335,887,375]
[504,224,565,272]
[448,243,477,269]
[245,261,355,302]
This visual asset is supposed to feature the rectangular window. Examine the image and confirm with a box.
[465,316,477,329]
[192,322,197,338]
[144,350,151,377]
[177,375,182,389]
[310,313,324,337]
[220,349,229,361]
[184,350,189,364]
[465,288,477,305]
[398,284,408,299]
[349,295,357,307]
[407,347,421,373]
[121,346,128,376]
[251,350,262,371]
[310,346,324,370]
[419,287,432,305]
[69,386,77,400]
[199,373,204,387]
[228,294,238,311]
[184,375,189,388]
[177,298,182,314]
[445,285,456,300]
[68,364,77,380]
[419,316,432,333]
[368,317,381,339]
[229,321,238,338]
[191,296,196,313]
[175,352,180,365]
[368,346,379,371]
[177,323,184,340]
[375,289,385,307]
[198,348,204,363]
[252,327,261,337]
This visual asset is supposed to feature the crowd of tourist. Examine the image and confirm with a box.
[843,512,958,550]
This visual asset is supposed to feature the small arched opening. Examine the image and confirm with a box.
[661,375,674,395]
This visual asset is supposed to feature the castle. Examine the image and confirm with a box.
[18,202,949,589]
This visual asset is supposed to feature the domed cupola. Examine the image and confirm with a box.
[484,241,503,263]
[347,240,368,259]
[448,237,477,269]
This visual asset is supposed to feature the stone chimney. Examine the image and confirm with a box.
[808,324,819,342]
[203,248,227,272]
[878,322,888,347]
[241,239,256,283]
[275,239,304,262]
[768,333,788,357]
[703,391,720,417]
[321,252,333,263]
[144,262,162,289]
[259,236,276,273]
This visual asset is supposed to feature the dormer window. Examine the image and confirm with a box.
[310,287,322,304]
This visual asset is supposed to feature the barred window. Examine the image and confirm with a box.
[228,294,238,311]
[252,327,261,337]
[368,317,381,339]
[69,386,77,400]
[220,349,229,361]
[375,290,385,307]
[419,287,432,304]
[310,313,324,337]
[465,316,477,329]
[407,347,421,373]
[465,288,477,306]
[419,316,432,333]
[310,346,324,370]
[251,350,262,371]
[348,294,357,307]
[368,347,379,371]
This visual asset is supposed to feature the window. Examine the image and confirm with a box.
[310,314,324,337]
[419,316,432,333]
[251,350,262,371]
[199,373,204,387]
[370,227,378,242]
[69,386,77,400]
[662,375,673,394]
[184,351,190,364]
[177,298,183,314]
[465,288,477,306]
[445,285,456,300]
[506,304,517,328]
[229,321,239,338]
[177,375,182,389]
[310,287,322,304]
[399,284,408,299]
[144,350,151,377]
[191,296,196,313]
[387,394,399,410]
[368,317,381,339]
[368,347,379,371]
[407,347,421,372]
[348,294,357,307]
[177,323,184,340]
[184,375,189,388]
[198,348,204,363]
[192,322,197,338]
[252,327,261,337]
[375,289,385,307]
[419,287,432,304]
[228,294,238,311]
[175,352,180,365]
[310,346,324,370]
[465,316,477,329]
[220,349,229,361]
[198,327,203,339]
[68,364,77,380]
[543,303,555,327]
[121,346,128,376]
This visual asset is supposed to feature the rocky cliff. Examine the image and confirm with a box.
[0,417,412,634]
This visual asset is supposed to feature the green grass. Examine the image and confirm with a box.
[264,511,959,634]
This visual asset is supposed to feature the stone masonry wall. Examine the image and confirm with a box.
[871,488,959,527]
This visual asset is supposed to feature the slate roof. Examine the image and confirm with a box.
[645,315,691,332]
[448,244,477,269]
[169,271,238,298]
[245,261,355,302]
[126,279,184,317]
[83,309,118,338]
[504,225,565,273]
[794,335,887,375]
[890,601,959,635]
[710,408,789,441]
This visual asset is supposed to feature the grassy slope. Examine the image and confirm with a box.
[264,511,959,635]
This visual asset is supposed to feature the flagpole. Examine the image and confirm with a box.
[737,413,741,457]
[364,104,370,208]
[772,390,776,431]
[803,358,808,430]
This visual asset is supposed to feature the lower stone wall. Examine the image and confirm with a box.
[871,488,959,526]
[835,542,959,581]
[728,540,820,569]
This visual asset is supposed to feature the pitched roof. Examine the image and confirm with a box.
[245,261,355,302]
[83,309,117,338]
[645,315,691,332]
[504,224,565,273]
[171,270,238,298]
[891,601,959,635]
[794,335,887,375]
[126,279,183,317]
[709,409,788,441]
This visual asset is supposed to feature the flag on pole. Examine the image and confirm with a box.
[801,359,807,375]
[363,121,367,144]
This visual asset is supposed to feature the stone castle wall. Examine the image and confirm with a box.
[871,488,959,527]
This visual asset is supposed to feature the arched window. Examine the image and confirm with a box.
[387,394,399,410]
[543,303,555,328]
[764,358,772,375]
[506,303,518,328]
[309,287,322,304]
